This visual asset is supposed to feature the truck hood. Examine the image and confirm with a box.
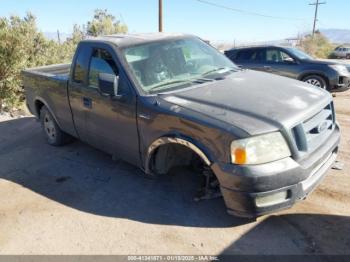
[159,70,332,135]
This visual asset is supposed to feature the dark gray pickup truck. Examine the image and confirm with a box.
[23,33,340,218]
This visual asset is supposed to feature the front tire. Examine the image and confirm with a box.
[40,106,70,146]
[302,75,328,90]
[346,54,350,59]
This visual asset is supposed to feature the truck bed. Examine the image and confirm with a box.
[22,63,77,137]
[23,63,71,81]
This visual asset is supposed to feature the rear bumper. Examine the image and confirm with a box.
[212,125,340,218]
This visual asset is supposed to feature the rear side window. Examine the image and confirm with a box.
[236,49,264,62]
[236,49,254,60]
[88,48,119,89]
[225,50,236,60]
[73,45,91,83]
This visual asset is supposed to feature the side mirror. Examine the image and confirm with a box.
[283,57,296,64]
[98,73,119,97]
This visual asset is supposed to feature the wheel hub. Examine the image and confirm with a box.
[44,114,56,139]
[305,78,323,89]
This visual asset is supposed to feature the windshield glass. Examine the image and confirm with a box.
[286,47,313,60]
[123,37,238,94]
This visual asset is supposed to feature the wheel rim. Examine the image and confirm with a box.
[305,78,324,89]
[44,114,56,140]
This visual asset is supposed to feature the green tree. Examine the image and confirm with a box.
[300,32,335,59]
[0,9,128,112]
[86,9,128,37]
[0,13,75,111]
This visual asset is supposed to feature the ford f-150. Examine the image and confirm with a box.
[23,33,340,217]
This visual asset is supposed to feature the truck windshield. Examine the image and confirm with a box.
[123,37,238,94]
[286,47,313,60]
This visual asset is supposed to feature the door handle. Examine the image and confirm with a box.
[83,97,92,109]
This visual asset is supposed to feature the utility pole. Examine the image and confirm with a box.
[57,30,61,44]
[309,0,326,37]
[159,0,163,32]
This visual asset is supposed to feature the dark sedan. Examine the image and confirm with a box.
[225,46,350,91]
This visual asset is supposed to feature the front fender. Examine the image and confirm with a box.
[144,136,212,175]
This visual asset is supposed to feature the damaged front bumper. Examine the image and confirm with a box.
[212,125,340,218]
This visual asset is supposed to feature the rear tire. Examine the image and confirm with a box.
[346,54,350,59]
[40,106,71,146]
[302,75,328,90]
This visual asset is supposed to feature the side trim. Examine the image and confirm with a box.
[145,137,211,175]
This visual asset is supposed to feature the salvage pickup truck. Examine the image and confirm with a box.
[23,33,340,218]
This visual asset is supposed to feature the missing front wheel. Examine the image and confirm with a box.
[194,166,222,202]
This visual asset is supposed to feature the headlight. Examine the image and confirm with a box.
[329,65,349,75]
[231,132,291,165]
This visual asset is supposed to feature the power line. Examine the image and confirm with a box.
[195,0,307,21]
[309,0,326,37]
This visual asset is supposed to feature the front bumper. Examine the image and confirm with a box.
[331,75,350,91]
[212,125,340,218]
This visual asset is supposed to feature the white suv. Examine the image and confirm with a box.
[331,46,350,59]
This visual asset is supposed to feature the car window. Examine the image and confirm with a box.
[266,49,293,63]
[123,37,236,93]
[88,48,119,89]
[266,49,282,62]
[236,49,264,62]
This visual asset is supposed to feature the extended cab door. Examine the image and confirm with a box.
[68,42,140,165]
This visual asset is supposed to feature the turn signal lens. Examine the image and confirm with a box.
[231,132,291,165]
[234,148,247,164]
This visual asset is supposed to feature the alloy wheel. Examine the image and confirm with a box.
[305,78,324,89]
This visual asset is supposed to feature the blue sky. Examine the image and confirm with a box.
[0,0,349,42]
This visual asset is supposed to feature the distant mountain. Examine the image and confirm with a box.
[320,29,350,44]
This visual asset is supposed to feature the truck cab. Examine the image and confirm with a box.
[68,41,140,165]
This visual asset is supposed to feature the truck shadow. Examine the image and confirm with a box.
[220,214,350,255]
[0,117,250,228]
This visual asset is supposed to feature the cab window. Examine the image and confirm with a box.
[73,46,91,83]
[88,48,119,89]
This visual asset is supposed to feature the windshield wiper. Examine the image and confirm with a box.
[148,76,217,93]
[148,79,192,92]
[202,67,235,77]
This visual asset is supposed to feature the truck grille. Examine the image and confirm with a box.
[292,103,335,153]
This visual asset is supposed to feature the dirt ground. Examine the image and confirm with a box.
[0,89,349,255]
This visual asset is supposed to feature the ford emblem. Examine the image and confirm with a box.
[317,121,329,133]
